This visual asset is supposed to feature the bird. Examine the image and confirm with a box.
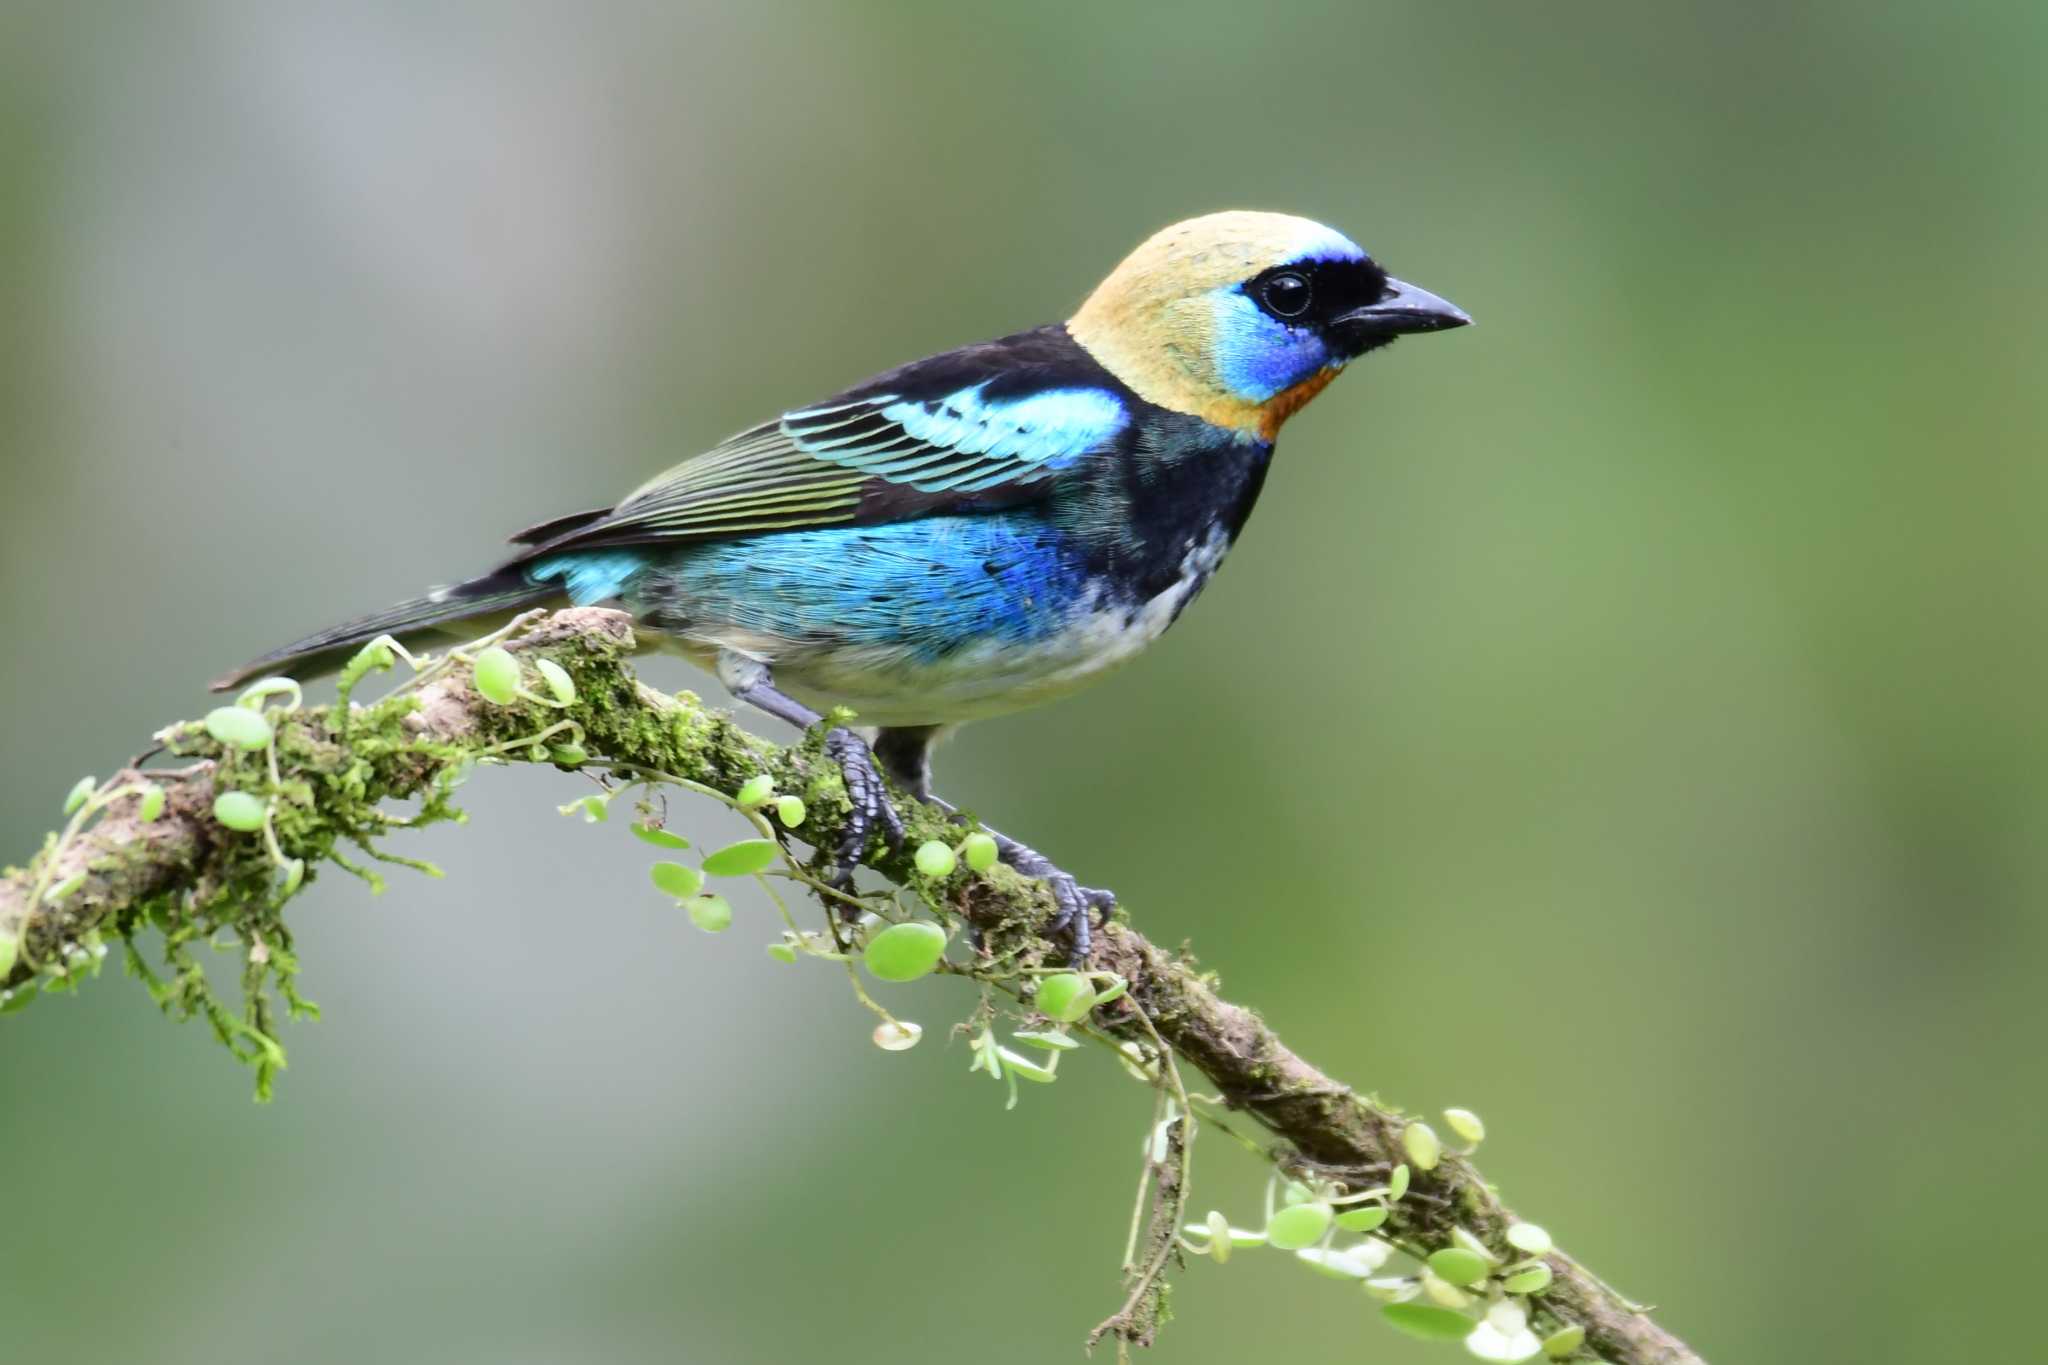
[216,210,1470,959]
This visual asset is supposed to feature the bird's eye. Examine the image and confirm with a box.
[1262,272,1312,319]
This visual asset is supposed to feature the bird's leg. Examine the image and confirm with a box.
[873,725,1115,965]
[871,725,942,802]
[719,652,903,892]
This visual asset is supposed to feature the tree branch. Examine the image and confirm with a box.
[0,609,1703,1365]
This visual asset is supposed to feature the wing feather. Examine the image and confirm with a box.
[510,342,1130,564]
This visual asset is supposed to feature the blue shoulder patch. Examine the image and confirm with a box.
[787,385,1127,494]
[526,551,647,605]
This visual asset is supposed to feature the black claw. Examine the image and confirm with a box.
[996,839,1109,966]
[1045,878,1090,964]
[1049,879,1116,965]
[825,727,903,889]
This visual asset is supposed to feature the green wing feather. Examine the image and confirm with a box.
[569,420,869,545]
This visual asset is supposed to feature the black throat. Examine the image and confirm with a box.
[1070,408,1274,604]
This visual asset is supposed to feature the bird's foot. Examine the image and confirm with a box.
[995,836,1115,965]
[825,727,905,891]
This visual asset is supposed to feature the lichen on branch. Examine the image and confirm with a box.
[0,610,1703,1365]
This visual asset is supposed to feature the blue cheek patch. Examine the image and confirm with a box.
[526,552,647,605]
[1208,289,1333,403]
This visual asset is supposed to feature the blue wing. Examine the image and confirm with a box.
[512,328,1131,561]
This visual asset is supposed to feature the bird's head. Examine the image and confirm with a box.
[1067,211,1469,440]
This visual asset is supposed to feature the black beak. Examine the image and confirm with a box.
[1334,277,1472,341]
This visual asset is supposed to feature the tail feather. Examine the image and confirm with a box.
[210,570,558,692]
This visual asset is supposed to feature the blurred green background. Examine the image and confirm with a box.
[3,3,2043,1362]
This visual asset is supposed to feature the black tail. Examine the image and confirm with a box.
[211,569,560,693]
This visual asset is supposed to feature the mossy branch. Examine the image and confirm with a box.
[0,609,1703,1365]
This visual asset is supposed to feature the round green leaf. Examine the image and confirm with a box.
[1389,1163,1411,1201]
[863,921,948,982]
[1426,1246,1489,1286]
[962,832,999,873]
[913,840,957,878]
[533,658,576,704]
[62,776,97,816]
[1506,1222,1552,1256]
[1403,1121,1443,1172]
[650,861,704,899]
[736,774,775,808]
[1542,1325,1586,1358]
[1381,1303,1474,1343]
[472,647,521,705]
[1335,1204,1389,1232]
[549,744,589,768]
[280,858,306,897]
[1503,1263,1553,1295]
[765,942,798,964]
[701,838,778,877]
[136,784,166,823]
[775,795,806,828]
[686,894,733,932]
[631,823,690,850]
[1264,1200,1332,1251]
[1443,1106,1486,1143]
[1035,972,1097,1023]
[0,934,16,978]
[212,791,267,832]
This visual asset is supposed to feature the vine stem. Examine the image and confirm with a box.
[1089,998,1195,1352]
